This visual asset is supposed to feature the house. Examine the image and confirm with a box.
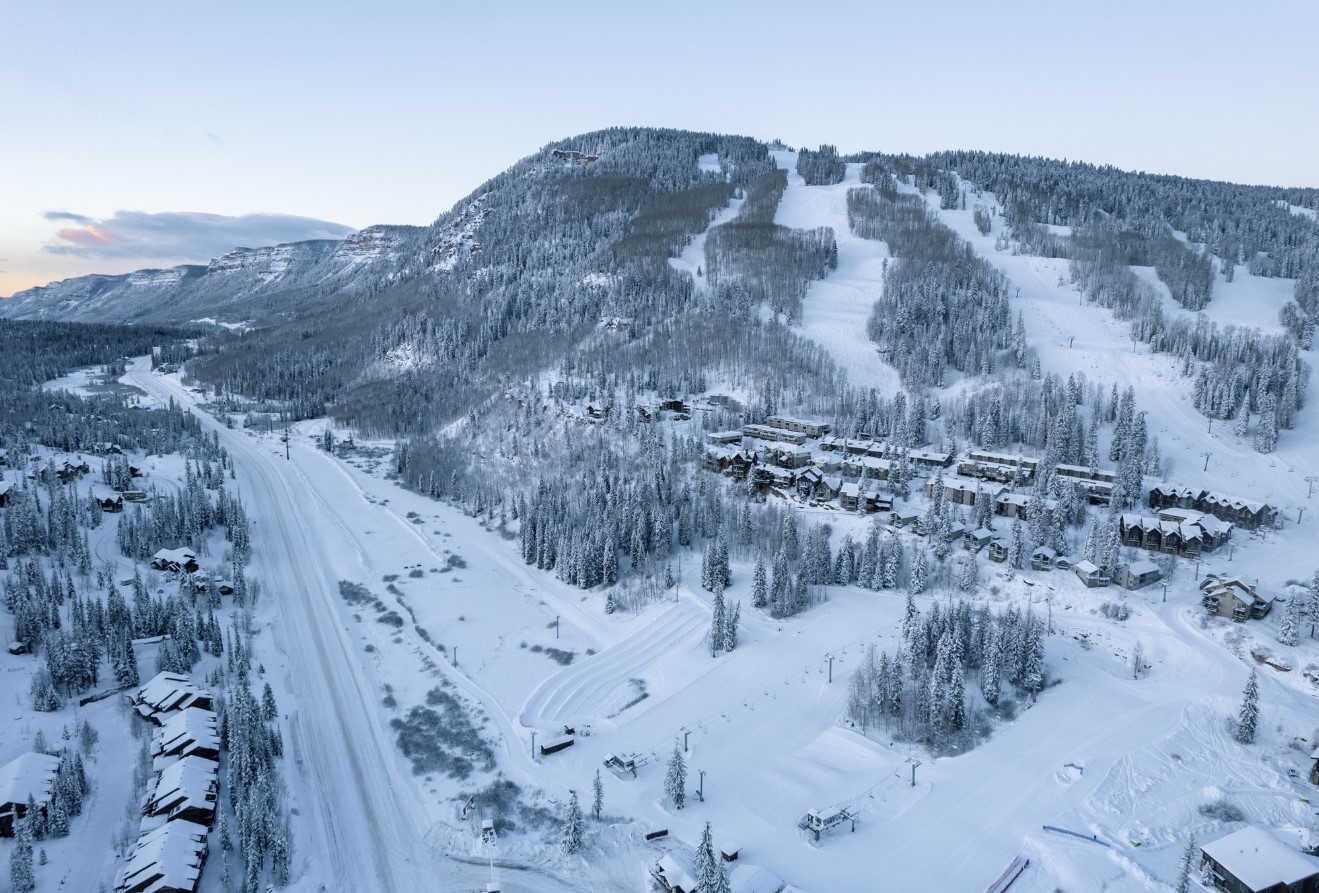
[994,492,1031,520]
[764,415,831,438]
[908,448,954,469]
[1148,485,1278,531]
[1200,825,1319,893]
[839,455,891,480]
[890,506,921,528]
[145,756,219,826]
[924,475,1005,508]
[1200,576,1272,622]
[987,538,1008,563]
[654,852,698,893]
[101,496,125,513]
[767,444,813,469]
[741,424,808,446]
[1115,560,1162,591]
[1031,546,1056,571]
[957,457,1032,484]
[134,673,213,724]
[1055,464,1117,504]
[795,467,823,499]
[839,483,862,512]
[150,549,199,575]
[707,431,743,446]
[965,449,1040,475]
[0,753,61,837]
[114,818,208,893]
[1119,512,1232,557]
[152,708,220,764]
[729,863,786,893]
[1073,559,1110,588]
[964,528,995,552]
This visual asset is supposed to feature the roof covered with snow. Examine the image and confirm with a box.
[1202,826,1318,889]
[135,672,211,719]
[730,863,785,893]
[148,756,218,818]
[153,707,219,758]
[116,818,208,893]
[0,752,60,808]
[1126,560,1160,576]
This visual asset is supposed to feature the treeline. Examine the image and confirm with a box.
[705,170,838,322]
[849,186,1014,389]
[796,144,846,185]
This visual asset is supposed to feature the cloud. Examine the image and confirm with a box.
[43,210,356,262]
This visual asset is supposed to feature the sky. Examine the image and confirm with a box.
[2,0,1316,297]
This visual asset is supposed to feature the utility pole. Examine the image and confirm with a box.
[697,769,705,803]
[555,615,560,639]
[1202,451,1211,472]
[1306,476,1317,499]
[906,755,921,787]
[681,727,690,753]
[530,731,536,761]
[453,646,458,667]
[1162,582,1168,604]
[826,654,834,684]
[285,426,290,461]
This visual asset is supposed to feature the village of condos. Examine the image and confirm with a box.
[704,411,1277,614]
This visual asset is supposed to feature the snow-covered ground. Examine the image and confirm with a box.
[104,357,1318,892]
[768,150,903,394]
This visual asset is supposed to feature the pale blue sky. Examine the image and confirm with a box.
[2,0,1316,295]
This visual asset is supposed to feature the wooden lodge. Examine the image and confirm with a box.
[1148,485,1278,531]
[1115,560,1161,591]
[1200,576,1272,622]
[114,819,208,893]
[1119,512,1232,558]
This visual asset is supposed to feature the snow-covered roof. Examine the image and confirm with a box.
[116,818,207,893]
[0,481,12,496]
[1032,546,1057,559]
[1202,826,1318,889]
[148,756,218,818]
[1127,560,1160,576]
[135,672,211,719]
[969,527,994,539]
[657,852,698,893]
[1073,560,1100,574]
[730,863,785,893]
[0,752,60,808]
[151,548,196,564]
[153,707,219,758]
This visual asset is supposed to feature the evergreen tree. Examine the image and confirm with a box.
[1176,834,1196,893]
[709,590,726,657]
[723,602,740,653]
[694,821,731,893]
[592,769,604,821]
[9,817,34,893]
[560,789,584,855]
[908,550,927,595]
[1233,669,1259,744]
[751,556,767,609]
[664,740,686,810]
[1278,592,1302,646]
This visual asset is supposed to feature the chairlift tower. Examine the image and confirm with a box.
[478,817,501,893]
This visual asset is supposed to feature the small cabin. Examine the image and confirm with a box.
[1115,560,1161,591]
[1200,826,1319,893]
[963,528,994,552]
[1034,546,1058,571]
[987,538,1008,563]
[1073,560,1110,588]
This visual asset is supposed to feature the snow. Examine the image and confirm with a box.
[59,331,1317,893]
[767,151,902,393]
[698,153,722,173]
[0,752,60,808]
[1201,825,1318,888]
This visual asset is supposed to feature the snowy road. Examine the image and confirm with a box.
[123,359,432,893]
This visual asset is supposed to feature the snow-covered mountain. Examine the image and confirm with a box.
[0,223,423,325]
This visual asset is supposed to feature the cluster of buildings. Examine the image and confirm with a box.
[115,672,220,893]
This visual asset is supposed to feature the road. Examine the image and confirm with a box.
[123,358,431,893]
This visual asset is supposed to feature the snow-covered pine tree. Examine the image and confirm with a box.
[908,550,927,595]
[1233,669,1259,744]
[9,817,34,893]
[560,789,584,855]
[1254,396,1277,453]
[1278,592,1302,646]
[724,602,740,653]
[592,769,603,821]
[710,590,726,657]
[1176,834,1196,893]
[664,740,686,810]
[751,556,767,609]
[694,821,731,893]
